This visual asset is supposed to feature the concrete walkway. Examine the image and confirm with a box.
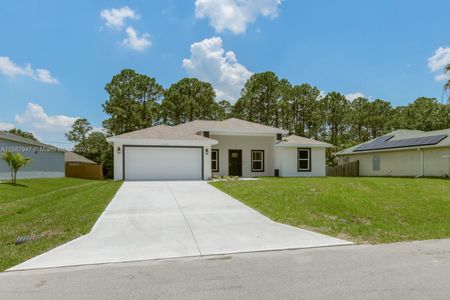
[10,181,351,270]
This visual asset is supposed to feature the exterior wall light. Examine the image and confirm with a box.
[117,146,121,154]
[205,148,209,155]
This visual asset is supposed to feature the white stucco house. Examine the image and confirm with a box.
[335,129,450,177]
[0,131,65,180]
[106,118,332,181]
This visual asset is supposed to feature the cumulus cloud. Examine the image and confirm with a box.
[182,36,253,102]
[100,7,151,51]
[34,69,59,84]
[195,0,283,34]
[0,122,15,131]
[428,46,450,81]
[15,103,77,132]
[345,92,366,101]
[0,56,58,84]
[122,26,151,51]
[13,103,79,147]
[100,6,139,29]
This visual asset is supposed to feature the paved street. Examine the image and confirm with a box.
[1,239,449,299]
[11,181,349,270]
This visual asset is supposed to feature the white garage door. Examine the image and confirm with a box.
[124,146,203,180]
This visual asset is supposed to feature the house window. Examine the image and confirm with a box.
[211,149,219,172]
[372,155,380,171]
[298,148,311,172]
[251,150,264,172]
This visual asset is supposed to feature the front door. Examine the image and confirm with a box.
[228,150,242,177]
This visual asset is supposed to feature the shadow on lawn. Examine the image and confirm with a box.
[0,182,29,188]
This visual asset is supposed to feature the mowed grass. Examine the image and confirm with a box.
[210,177,450,244]
[0,178,122,271]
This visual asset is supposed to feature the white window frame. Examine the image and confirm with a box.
[211,149,219,172]
[372,155,380,171]
[298,148,311,172]
[251,150,264,172]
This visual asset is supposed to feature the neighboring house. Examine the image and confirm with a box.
[106,118,332,181]
[65,151,97,166]
[65,152,103,180]
[0,131,64,180]
[335,129,450,177]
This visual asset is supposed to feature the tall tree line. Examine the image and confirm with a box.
[67,69,450,176]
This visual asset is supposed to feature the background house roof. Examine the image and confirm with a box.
[275,135,332,148]
[65,152,97,164]
[0,131,63,152]
[336,128,450,155]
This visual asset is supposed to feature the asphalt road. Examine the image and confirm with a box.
[1,239,449,300]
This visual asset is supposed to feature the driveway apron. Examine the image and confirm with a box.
[10,181,351,270]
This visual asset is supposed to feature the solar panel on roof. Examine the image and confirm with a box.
[353,134,448,152]
[353,135,393,152]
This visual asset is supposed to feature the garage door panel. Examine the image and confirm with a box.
[124,147,202,180]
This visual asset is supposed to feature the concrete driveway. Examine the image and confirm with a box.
[10,181,351,270]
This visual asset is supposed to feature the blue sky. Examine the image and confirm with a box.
[0,0,449,147]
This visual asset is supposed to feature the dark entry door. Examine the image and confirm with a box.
[228,150,242,177]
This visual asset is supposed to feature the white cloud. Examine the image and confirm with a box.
[15,102,77,132]
[0,122,15,131]
[100,6,139,29]
[0,56,58,84]
[345,92,366,101]
[428,46,450,81]
[122,26,151,51]
[3,103,105,149]
[34,69,59,84]
[435,72,450,81]
[0,57,33,77]
[100,7,151,52]
[195,0,283,34]
[13,103,79,148]
[182,36,253,102]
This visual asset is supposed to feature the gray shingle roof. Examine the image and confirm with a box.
[108,118,288,141]
[275,135,332,148]
[108,124,212,141]
[0,131,63,151]
[65,152,97,164]
[177,118,288,133]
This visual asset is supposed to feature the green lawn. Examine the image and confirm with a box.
[210,177,450,244]
[0,178,122,271]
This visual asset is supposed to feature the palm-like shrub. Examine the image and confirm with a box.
[1,152,32,185]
